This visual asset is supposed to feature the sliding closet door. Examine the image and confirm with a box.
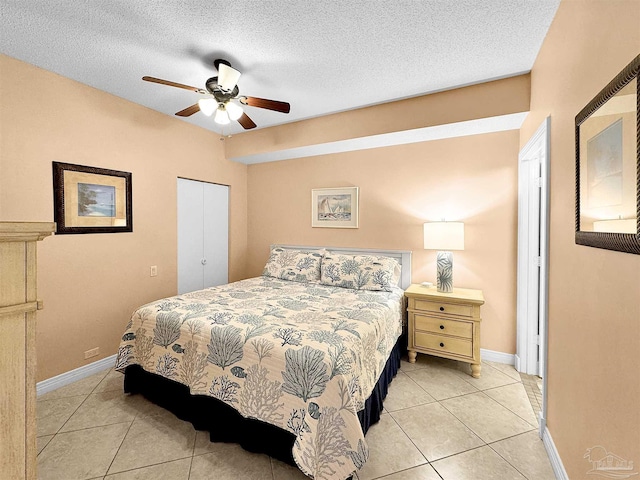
[203,182,228,288]
[178,178,204,294]
[177,178,229,294]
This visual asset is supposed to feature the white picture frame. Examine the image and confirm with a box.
[311,187,359,228]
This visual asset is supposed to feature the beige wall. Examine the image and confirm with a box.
[247,131,520,354]
[227,74,530,159]
[0,55,248,381]
[520,0,640,477]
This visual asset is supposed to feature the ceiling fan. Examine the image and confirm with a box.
[142,59,290,130]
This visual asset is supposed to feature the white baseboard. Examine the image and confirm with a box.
[514,354,521,371]
[36,354,117,397]
[542,425,569,480]
[481,348,515,365]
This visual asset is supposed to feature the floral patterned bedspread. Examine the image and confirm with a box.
[115,276,404,480]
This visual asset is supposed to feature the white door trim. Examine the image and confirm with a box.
[516,132,541,375]
[516,117,550,435]
[537,117,551,437]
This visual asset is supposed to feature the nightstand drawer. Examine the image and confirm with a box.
[414,332,473,358]
[414,315,472,338]
[413,299,473,317]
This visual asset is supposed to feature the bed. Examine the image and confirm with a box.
[115,245,411,480]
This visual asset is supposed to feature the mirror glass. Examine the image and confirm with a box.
[578,78,637,234]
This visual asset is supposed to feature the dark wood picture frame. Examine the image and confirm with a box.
[575,54,640,254]
[53,162,133,234]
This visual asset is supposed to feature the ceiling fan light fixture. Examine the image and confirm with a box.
[142,62,289,131]
[225,101,244,121]
[214,106,231,125]
[218,63,241,92]
[198,98,217,116]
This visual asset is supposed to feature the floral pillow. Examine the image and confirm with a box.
[262,247,324,283]
[320,253,401,291]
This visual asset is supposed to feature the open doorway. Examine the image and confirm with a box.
[516,117,550,436]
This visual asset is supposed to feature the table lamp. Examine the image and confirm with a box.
[424,221,465,293]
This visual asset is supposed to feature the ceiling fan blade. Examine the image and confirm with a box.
[175,103,200,117]
[241,96,290,114]
[142,76,203,93]
[237,112,257,130]
[218,63,241,92]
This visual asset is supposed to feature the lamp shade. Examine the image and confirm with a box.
[424,222,464,251]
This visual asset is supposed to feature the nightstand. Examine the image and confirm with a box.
[404,284,484,378]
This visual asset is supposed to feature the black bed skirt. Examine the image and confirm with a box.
[124,333,403,470]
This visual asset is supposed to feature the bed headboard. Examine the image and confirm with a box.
[272,244,412,290]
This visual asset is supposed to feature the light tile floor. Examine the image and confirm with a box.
[36,356,556,480]
[520,373,543,418]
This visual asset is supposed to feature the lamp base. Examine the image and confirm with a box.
[436,251,454,293]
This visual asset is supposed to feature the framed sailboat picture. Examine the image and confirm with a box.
[311,187,359,228]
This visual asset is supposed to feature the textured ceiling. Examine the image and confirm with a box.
[1,1,559,136]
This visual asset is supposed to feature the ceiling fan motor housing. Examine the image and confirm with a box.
[205,77,239,103]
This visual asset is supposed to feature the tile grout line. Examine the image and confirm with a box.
[103,455,194,478]
[482,390,540,428]
[369,463,443,480]
[435,387,537,450]
[103,412,137,477]
[268,456,274,480]
[53,419,136,436]
[519,373,543,419]
[429,443,489,465]
[459,376,521,392]
[384,411,431,467]
[44,369,119,440]
[386,393,491,472]
[402,370,482,403]
[41,367,112,438]
[456,375,539,434]
[188,429,197,480]
[187,428,198,480]
[48,393,92,437]
[435,392,492,448]
[395,370,439,405]
[485,440,531,480]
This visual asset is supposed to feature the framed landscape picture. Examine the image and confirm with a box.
[53,162,133,234]
[311,187,359,228]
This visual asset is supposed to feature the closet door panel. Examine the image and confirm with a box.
[203,183,229,288]
[177,178,204,294]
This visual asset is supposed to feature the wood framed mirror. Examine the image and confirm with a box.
[575,54,639,254]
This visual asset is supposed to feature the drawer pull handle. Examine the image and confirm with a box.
[440,325,445,330]
[439,342,445,348]
[439,306,444,312]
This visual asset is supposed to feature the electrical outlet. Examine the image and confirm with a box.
[84,347,99,359]
[150,265,158,277]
